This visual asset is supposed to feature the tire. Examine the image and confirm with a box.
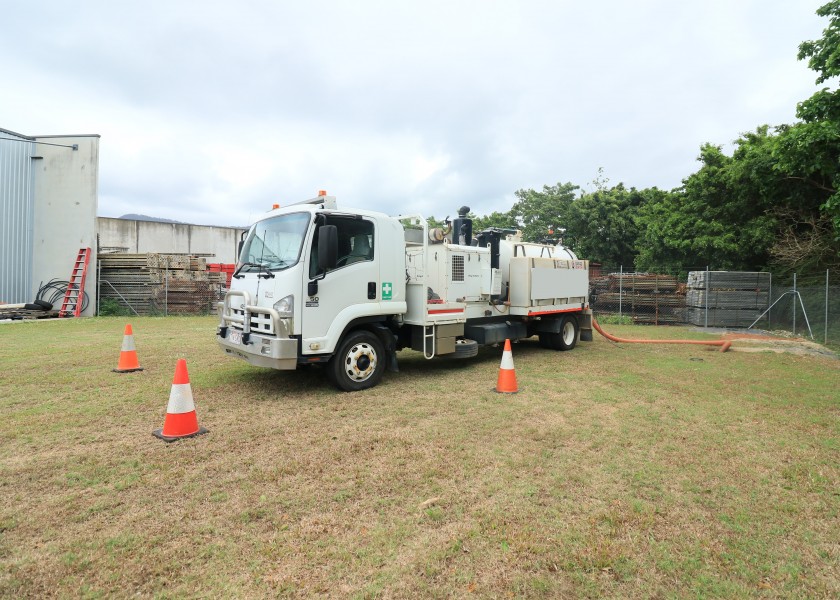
[558,315,579,351]
[33,299,53,310]
[24,303,46,311]
[452,338,478,359]
[328,330,385,391]
[539,315,579,351]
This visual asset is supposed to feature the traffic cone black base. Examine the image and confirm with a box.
[152,426,208,443]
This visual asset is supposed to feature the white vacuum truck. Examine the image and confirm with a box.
[217,192,592,391]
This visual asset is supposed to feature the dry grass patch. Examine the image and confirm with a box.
[0,317,838,598]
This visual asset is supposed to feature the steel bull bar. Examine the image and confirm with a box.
[216,290,298,369]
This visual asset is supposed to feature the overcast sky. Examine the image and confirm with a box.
[1,0,828,227]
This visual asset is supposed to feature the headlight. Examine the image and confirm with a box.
[273,295,293,318]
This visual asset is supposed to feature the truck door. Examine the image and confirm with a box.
[302,215,378,348]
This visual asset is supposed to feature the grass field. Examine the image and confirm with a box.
[1,317,838,598]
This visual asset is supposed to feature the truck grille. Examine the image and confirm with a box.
[232,309,275,335]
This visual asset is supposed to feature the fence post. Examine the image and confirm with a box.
[768,272,773,330]
[165,256,169,317]
[792,272,797,336]
[826,269,830,345]
[704,265,709,328]
[619,265,623,318]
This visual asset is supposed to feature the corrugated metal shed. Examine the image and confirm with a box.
[0,128,34,304]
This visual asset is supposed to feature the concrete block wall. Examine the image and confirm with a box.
[97,218,246,264]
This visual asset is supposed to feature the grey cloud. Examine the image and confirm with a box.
[0,0,825,226]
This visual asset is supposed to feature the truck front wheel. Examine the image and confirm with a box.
[328,330,385,391]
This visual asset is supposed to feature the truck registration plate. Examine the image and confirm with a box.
[229,330,242,345]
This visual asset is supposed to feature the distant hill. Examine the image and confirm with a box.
[119,214,185,224]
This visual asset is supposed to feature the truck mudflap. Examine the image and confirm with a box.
[579,309,593,342]
[217,290,298,369]
[370,323,400,372]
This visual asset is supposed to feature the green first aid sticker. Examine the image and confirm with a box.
[382,282,393,300]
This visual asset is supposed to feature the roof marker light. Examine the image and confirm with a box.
[272,203,280,209]
[318,190,327,196]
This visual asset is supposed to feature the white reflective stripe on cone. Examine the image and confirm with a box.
[121,336,136,352]
[500,351,515,370]
[167,383,196,414]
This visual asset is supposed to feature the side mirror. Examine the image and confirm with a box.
[318,225,338,270]
[237,229,247,259]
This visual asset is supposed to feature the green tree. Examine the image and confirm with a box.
[775,1,840,233]
[635,135,778,272]
[509,182,579,243]
[797,1,840,86]
[565,183,654,267]
[471,210,518,232]
[425,215,447,229]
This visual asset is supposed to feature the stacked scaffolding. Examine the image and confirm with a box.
[685,271,770,327]
[591,273,684,324]
[98,253,226,315]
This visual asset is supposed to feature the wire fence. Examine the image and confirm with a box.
[766,273,839,344]
[590,266,839,347]
[97,253,227,317]
[95,255,838,347]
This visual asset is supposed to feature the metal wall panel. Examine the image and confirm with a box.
[0,129,35,304]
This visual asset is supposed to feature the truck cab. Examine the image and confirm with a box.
[217,193,407,390]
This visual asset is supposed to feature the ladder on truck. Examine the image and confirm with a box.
[59,248,91,317]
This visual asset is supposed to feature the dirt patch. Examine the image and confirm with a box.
[721,332,790,341]
[723,332,837,359]
[685,327,837,359]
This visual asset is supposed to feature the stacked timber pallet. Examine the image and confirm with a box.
[99,253,226,315]
[591,273,685,324]
[0,305,59,321]
[685,271,770,327]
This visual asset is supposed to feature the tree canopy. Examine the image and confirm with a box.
[461,2,839,274]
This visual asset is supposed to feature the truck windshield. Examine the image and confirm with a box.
[238,212,311,273]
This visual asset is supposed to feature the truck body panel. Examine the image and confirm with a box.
[508,256,588,308]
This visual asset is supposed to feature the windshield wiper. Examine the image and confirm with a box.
[232,261,275,279]
[266,259,290,270]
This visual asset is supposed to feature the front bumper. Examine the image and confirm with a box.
[217,331,298,369]
[217,290,298,370]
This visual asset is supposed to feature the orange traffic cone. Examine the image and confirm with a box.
[113,324,144,373]
[495,339,519,393]
[153,359,208,442]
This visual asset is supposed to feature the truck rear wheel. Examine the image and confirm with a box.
[328,330,385,391]
[558,314,579,351]
[538,315,579,351]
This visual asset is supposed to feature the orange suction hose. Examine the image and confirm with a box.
[592,317,731,352]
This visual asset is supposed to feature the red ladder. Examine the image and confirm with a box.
[59,248,91,318]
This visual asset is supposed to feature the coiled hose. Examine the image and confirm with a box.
[36,279,90,312]
[592,317,731,352]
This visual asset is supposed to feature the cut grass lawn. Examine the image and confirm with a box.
[1,317,838,598]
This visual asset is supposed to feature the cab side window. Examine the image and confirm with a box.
[309,217,375,279]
